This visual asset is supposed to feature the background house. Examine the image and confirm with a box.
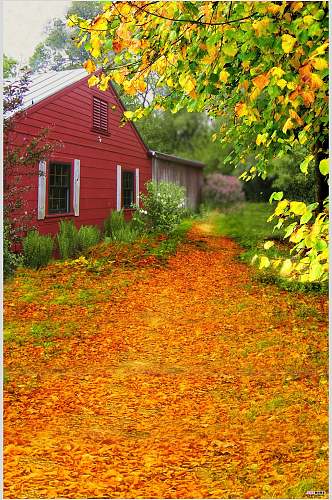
[7,69,204,236]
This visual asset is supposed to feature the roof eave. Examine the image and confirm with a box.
[149,150,205,169]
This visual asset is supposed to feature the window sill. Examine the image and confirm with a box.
[45,212,75,219]
[91,128,110,136]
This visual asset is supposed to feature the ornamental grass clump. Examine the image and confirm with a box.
[77,225,101,253]
[57,220,79,259]
[104,210,126,239]
[135,180,186,234]
[23,230,54,269]
[104,210,139,243]
[202,173,245,207]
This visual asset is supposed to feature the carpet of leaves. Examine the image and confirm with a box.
[4,226,328,499]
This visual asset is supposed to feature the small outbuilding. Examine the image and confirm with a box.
[6,69,204,236]
[150,151,204,210]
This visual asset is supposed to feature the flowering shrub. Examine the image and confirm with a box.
[133,180,186,234]
[202,173,245,207]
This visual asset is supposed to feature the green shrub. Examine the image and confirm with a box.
[57,220,79,259]
[135,180,186,234]
[4,221,23,279]
[78,225,101,252]
[104,210,126,238]
[23,230,54,269]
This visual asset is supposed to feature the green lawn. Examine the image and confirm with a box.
[210,202,286,261]
[208,202,326,293]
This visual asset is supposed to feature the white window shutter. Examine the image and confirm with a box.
[116,164,122,211]
[73,159,80,216]
[135,168,140,207]
[37,160,46,220]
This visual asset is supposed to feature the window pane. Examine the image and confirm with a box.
[48,163,71,214]
[122,171,134,208]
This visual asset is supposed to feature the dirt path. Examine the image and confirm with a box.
[4,227,328,498]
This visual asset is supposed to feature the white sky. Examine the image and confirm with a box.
[3,0,72,64]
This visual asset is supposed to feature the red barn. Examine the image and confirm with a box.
[6,69,204,237]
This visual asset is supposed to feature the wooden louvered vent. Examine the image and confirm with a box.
[92,96,108,133]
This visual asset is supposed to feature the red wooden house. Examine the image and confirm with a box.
[6,69,204,236]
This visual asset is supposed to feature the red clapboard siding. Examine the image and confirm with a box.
[7,73,152,237]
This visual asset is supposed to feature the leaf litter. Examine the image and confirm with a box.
[4,226,328,498]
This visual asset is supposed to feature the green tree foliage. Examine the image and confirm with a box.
[136,110,231,171]
[71,1,329,283]
[3,54,19,78]
[29,2,102,72]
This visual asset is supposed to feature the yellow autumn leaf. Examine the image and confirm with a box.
[112,70,126,85]
[259,256,270,269]
[290,2,303,12]
[281,34,296,54]
[88,75,99,87]
[253,73,270,90]
[310,73,324,90]
[242,60,250,71]
[219,69,229,83]
[301,90,315,107]
[116,24,131,42]
[303,15,314,25]
[289,226,305,243]
[92,16,108,31]
[235,102,248,117]
[123,111,134,120]
[123,80,137,96]
[282,118,294,134]
[83,59,96,74]
[99,74,111,91]
[312,57,328,71]
[289,201,307,216]
[267,3,280,15]
[256,133,268,145]
[286,81,297,90]
[252,17,270,36]
[179,74,196,93]
[275,199,289,215]
[117,2,131,16]
[250,87,261,102]
[311,42,329,57]
[271,67,285,78]
[280,259,293,276]
[263,241,275,250]
[276,79,287,89]
[91,37,102,58]
[135,79,147,92]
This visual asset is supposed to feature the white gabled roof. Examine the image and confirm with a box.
[19,68,88,112]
